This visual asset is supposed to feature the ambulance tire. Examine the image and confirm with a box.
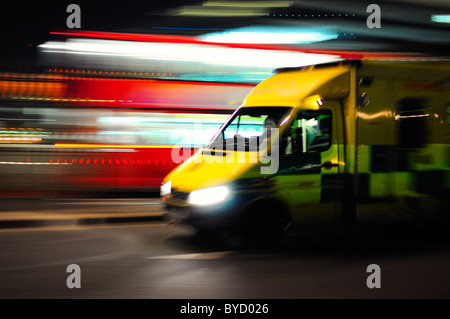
[193,228,224,247]
[233,200,290,249]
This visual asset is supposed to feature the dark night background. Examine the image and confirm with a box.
[0,1,192,64]
[1,0,449,66]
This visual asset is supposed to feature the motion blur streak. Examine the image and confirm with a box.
[38,39,342,79]
[202,1,293,8]
[54,144,179,149]
[47,31,416,59]
[1,72,254,110]
[0,65,253,194]
[198,26,338,44]
[2,25,423,196]
[431,15,450,23]
[170,0,293,16]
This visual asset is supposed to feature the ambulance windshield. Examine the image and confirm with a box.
[205,107,292,152]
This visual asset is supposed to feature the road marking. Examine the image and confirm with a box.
[146,251,233,260]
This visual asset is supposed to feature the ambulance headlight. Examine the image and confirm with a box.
[187,186,230,206]
[160,181,171,197]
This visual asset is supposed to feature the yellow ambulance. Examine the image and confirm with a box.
[160,59,450,246]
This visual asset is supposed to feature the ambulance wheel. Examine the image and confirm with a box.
[192,228,224,247]
[234,200,290,249]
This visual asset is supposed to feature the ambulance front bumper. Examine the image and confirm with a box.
[162,190,251,231]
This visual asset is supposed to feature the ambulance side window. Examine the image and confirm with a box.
[282,110,332,155]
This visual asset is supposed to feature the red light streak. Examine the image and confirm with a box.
[54,143,179,149]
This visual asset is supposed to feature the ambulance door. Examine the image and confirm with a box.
[275,101,344,226]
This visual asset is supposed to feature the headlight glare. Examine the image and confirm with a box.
[187,186,230,206]
[160,181,171,196]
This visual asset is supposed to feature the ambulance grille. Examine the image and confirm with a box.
[170,190,189,201]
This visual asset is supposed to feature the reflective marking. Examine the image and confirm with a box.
[147,251,233,260]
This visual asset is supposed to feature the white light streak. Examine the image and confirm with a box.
[38,39,341,70]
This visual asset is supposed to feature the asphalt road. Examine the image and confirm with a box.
[0,199,449,300]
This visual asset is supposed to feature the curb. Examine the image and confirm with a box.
[0,196,167,229]
[0,214,166,229]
